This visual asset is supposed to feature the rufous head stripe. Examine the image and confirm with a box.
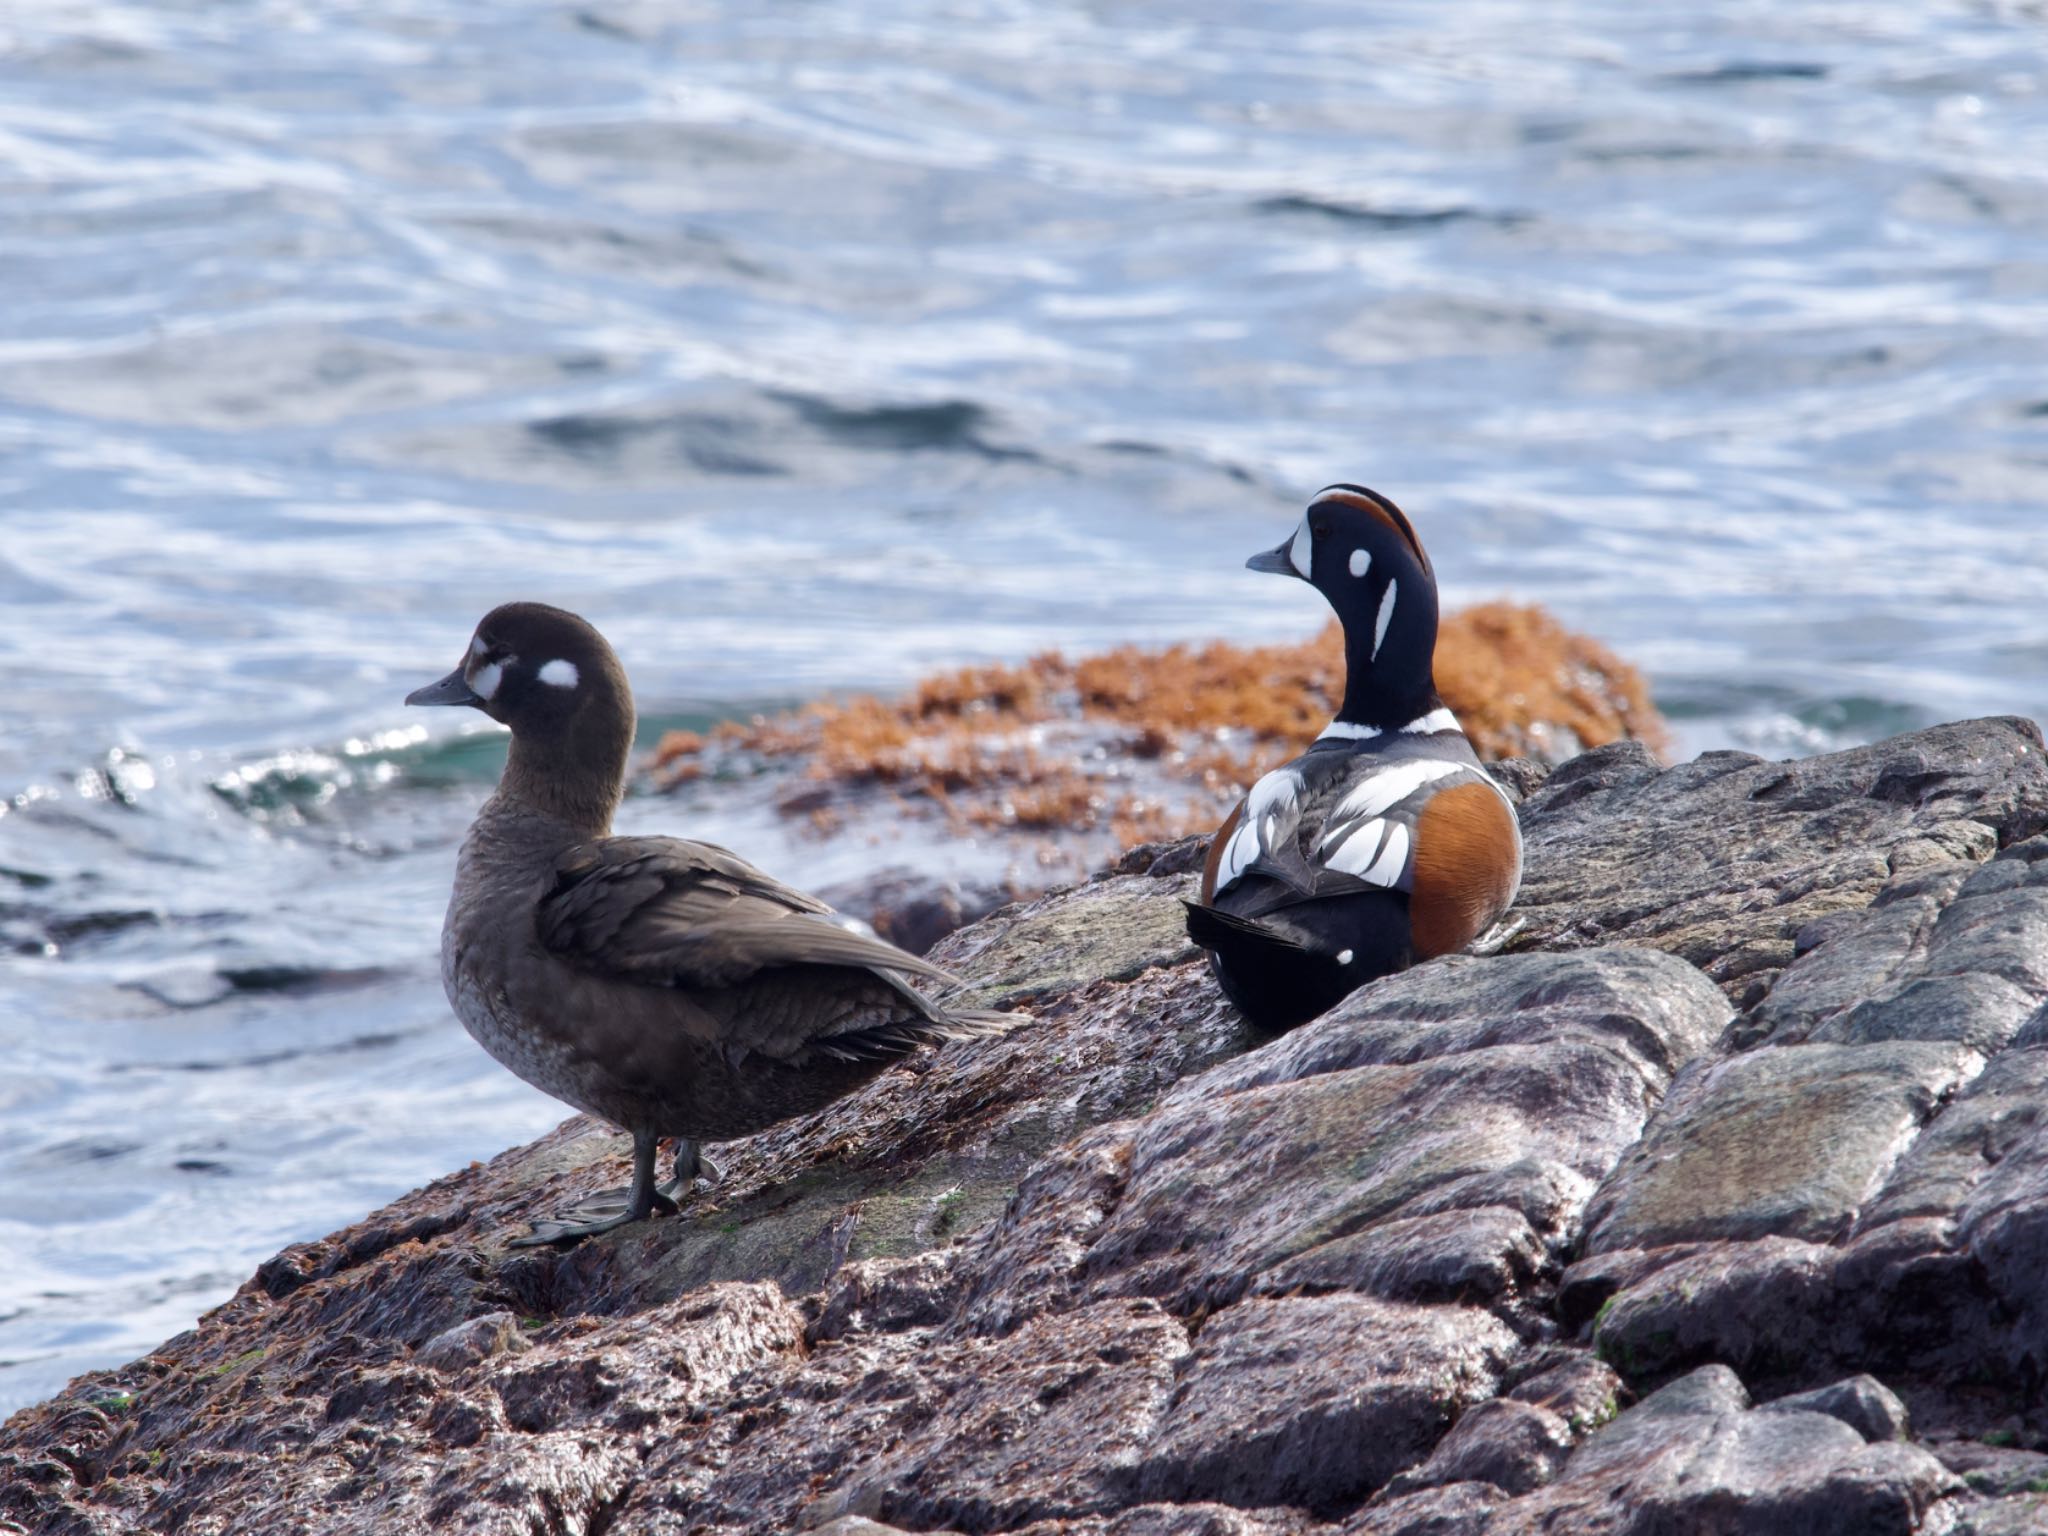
[1311,484,1432,577]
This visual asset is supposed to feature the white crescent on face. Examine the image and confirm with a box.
[1288,518,1313,579]
[469,660,504,700]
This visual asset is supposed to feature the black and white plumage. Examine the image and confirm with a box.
[1187,486,1523,1031]
[408,602,1015,1245]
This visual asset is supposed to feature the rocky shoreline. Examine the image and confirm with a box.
[7,716,2048,1535]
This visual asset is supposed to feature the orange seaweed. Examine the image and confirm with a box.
[647,603,1665,853]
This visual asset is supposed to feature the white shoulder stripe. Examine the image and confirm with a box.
[1217,765,1304,893]
[1363,822,1410,884]
[1246,764,1302,822]
[1322,818,1411,885]
[1217,818,1261,889]
[1322,757,1468,835]
[1317,720,1381,742]
[1402,707,1460,735]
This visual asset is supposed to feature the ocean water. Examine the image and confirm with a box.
[3,0,2046,1414]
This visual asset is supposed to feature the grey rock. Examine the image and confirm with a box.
[1761,1374,1911,1442]
[694,1299,1191,1533]
[1178,948,1731,1097]
[1380,1397,1574,1496]
[1486,756,1551,803]
[1930,1439,2048,1496]
[962,950,1729,1331]
[1584,1235,1842,1382]
[810,1248,967,1343]
[1014,1507,1320,1536]
[1857,1046,2048,1231]
[7,717,2048,1536]
[1571,821,2048,1428]
[1581,1041,1981,1251]
[1504,1350,1624,1434]
[1511,717,2048,1001]
[1947,1497,2048,1536]
[932,867,1201,1009]
[1488,1365,1960,1535]
[1755,836,2048,1050]
[1341,1482,1504,1535]
[1133,1295,1517,1512]
[414,1311,531,1373]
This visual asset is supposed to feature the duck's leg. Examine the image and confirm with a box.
[657,1137,723,1201]
[511,1128,679,1246]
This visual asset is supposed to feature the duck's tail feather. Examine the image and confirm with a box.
[1182,899,1307,956]
[810,1002,1023,1062]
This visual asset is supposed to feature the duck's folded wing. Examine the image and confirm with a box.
[536,836,958,991]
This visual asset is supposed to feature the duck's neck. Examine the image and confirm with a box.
[1335,634,1438,732]
[494,706,633,842]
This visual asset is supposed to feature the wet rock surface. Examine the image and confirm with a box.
[6,716,2048,1535]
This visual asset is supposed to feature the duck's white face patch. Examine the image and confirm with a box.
[1349,548,1371,579]
[1373,577,1398,658]
[1337,949,1355,966]
[470,635,488,658]
[537,658,579,689]
[469,660,504,701]
[1288,518,1313,579]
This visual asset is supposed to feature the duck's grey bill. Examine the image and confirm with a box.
[1246,543,1302,576]
[405,669,483,708]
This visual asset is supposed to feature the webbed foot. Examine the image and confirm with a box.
[511,1128,676,1247]
[656,1138,723,1201]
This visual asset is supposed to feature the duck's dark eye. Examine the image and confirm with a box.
[1311,521,1330,539]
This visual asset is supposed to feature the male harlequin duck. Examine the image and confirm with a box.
[408,602,1015,1245]
[1184,485,1523,1031]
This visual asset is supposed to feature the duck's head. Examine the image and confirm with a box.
[1248,484,1439,722]
[407,602,635,825]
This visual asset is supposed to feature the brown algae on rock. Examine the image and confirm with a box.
[648,603,1665,867]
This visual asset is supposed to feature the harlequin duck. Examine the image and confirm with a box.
[407,602,1015,1245]
[1184,485,1522,1031]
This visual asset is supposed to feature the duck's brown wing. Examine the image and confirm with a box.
[536,835,959,994]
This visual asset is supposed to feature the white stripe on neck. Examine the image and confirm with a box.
[1402,707,1460,734]
[1317,720,1382,741]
